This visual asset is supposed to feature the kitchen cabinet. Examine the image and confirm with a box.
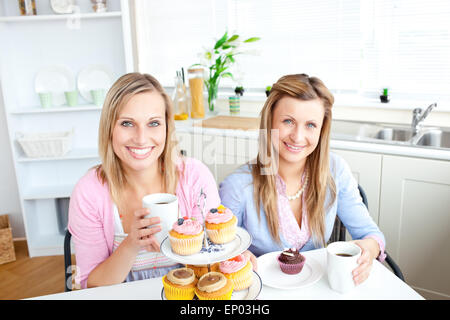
[331,149,382,225]
[0,0,133,256]
[176,131,258,185]
[379,155,450,299]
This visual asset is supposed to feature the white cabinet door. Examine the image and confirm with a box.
[379,155,450,299]
[331,149,382,224]
[176,132,258,186]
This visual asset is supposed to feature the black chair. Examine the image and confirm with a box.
[64,229,73,292]
[329,184,405,282]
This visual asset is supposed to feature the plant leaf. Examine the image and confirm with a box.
[227,34,239,42]
[214,31,228,50]
[222,72,233,78]
[243,37,261,43]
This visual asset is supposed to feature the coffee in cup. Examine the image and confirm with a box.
[327,241,362,294]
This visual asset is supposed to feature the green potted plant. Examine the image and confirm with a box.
[265,85,272,97]
[380,88,390,103]
[194,31,260,112]
[234,86,245,96]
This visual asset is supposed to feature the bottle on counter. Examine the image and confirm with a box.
[188,68,205,119]
[18,0,37,15]
[172,70,189,120]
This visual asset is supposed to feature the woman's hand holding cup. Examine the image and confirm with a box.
[126,208,162,253]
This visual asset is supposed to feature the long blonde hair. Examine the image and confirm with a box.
[251,74,336,247]
[96,72,178,204]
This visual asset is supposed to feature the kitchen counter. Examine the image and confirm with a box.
[174,112,450,161]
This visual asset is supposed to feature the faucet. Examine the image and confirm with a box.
[412,103,437,135]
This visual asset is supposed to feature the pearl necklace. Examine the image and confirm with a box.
[286,172,309,201]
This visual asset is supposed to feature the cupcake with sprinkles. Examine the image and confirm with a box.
[277,248,306,275]
[168,216,204,255]
[219,254,253,291]
[205,204,237,244]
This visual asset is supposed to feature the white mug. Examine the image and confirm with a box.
[142,193,179,245]
[327,241,362,294]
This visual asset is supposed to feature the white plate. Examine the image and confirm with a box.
[257,251,323,290]
[161,270,262,300]
[77,65,114,103]
[160,227,252,265]
[35,66,75,106]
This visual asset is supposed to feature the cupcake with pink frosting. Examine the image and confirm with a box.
[219,254,253,291]
[205,205,238,244]
[168,217,204,255]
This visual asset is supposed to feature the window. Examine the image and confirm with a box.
[134,0,450,100]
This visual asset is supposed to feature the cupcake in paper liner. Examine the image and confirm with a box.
[277,248,306,275]
[169,217,204,256]
[219,254,253,291]
[162,267,197,300]
[205,205,237,244]
[186,263,220,278]
[195,272,234,300]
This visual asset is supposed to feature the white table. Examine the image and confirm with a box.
[30,248,423,300]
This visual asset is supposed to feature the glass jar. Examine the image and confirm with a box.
[18,0,36,16]
[91,0,107,13]
[172,71,189,119]
[188,68,205,119]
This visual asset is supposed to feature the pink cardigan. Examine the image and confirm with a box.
[68,157,220,288]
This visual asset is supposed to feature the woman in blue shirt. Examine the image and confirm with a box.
[219,74,386,286]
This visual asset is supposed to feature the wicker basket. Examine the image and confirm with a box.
[17,129,73,158]
[0,214,16,265]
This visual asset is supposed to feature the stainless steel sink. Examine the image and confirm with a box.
[372,128,414,142]
[415,130,450,148]
[330,120,450,150]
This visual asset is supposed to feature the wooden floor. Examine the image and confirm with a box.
[0,240,72,300]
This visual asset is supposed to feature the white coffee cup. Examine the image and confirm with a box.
[142,193,179,245]
[327,241,362,294]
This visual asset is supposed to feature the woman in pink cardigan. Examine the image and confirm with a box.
[68,73,220,289]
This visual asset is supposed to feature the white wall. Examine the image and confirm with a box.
[0,83,23,238]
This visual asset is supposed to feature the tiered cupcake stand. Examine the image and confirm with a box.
[159,227,263,300]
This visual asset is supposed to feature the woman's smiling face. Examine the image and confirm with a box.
[112,91,166,173]
[271,96,325,166]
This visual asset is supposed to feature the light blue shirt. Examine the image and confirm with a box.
[219,152,385,257]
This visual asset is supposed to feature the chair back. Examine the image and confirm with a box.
[64,229,72,292]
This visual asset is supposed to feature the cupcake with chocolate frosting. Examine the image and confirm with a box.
[195,271,234,300]
[277,248,306,275]
[162,267,197,300]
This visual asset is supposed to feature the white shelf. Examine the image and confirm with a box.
[17,148,99,162]
[10,104,102,115]
[0,11,121,23]
[0,0,133,257]
[28,233,66,257]
[23,184,75,200]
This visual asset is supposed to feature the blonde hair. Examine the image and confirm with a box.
[251,74,336,247]
[96,72,179,204]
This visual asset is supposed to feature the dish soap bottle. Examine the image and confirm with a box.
[173,70,189,120]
